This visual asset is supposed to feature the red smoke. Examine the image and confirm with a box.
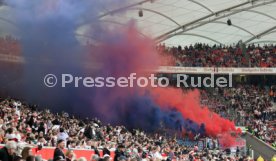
[150,88,236,136]
[218,131,244,148]
[88,24,240,147]
[89,22,160,77]
[150,87,241,147]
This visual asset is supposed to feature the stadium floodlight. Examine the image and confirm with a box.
[227,19,232,26]
[139,9,143,17]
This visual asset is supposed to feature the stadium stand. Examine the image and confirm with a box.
[0,36,275,161]
[0,36,21,56]
[200,85,276,147]
[1,0,276,160]
[0,97,257,161]
[158,43,276,67]
[1,83,276,160]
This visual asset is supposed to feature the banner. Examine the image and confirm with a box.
[157,66,276,75]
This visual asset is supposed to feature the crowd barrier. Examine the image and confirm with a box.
[0,144,115,160]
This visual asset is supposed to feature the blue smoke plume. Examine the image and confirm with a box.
[0,0,205,135]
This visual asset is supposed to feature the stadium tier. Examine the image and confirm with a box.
[0,0,276,161]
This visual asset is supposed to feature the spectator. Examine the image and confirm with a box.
[57,128,69,143]
[114,145,125,161]
[102,154,111,161]
[157,43,276,67]
[90,154,99,161]
[21,147,33,160]
[65,149,76,161]
[26,156,36,161]
[53,140,66,161]
[117,156,127,161]
[152,146,162,160]
[5,128,15,140]
[0,141,17,161]
[0,93,271,161]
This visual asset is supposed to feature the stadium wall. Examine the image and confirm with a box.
[244,132,276,160]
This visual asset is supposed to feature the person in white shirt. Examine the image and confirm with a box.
[152,146,162,160]
[14,129,21,142]
[57,128,69,140]
[5,128,16,140]
[57,128,69,146]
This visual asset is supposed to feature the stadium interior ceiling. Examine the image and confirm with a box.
[1,0,276,46]
[96,0,276,46]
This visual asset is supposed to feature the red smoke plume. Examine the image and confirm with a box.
[150,88,237,136]
[89,24,241,147]
[150,87,241,147]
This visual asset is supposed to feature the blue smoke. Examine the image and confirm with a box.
[0,0,206,134]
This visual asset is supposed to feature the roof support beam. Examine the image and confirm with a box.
[264,30,276,36]
[129,7,181,27]
[244,26,276,44]
[100,20,149,38]
[188,0,214,14]
[75,20,149,40]
[156,0,276,42]
[97,0,152,19]
[243,10,276,21]
[198,21,256,36]
[155,0,256,41]
[0,17,17,27]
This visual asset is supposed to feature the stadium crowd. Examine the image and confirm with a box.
[1,36,276,68]
[0,96,257,161]
[158,43,276,67]
[200,85,276,147]
[0,36,21,56]
[0,36,275,161]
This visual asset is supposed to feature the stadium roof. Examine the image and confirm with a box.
[99,0,276,46]
[1,0,276,46]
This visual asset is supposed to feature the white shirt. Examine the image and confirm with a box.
[57,132,69,141]
[15,133,21,142]
[5,133,16,139]
[153,152,163,160]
